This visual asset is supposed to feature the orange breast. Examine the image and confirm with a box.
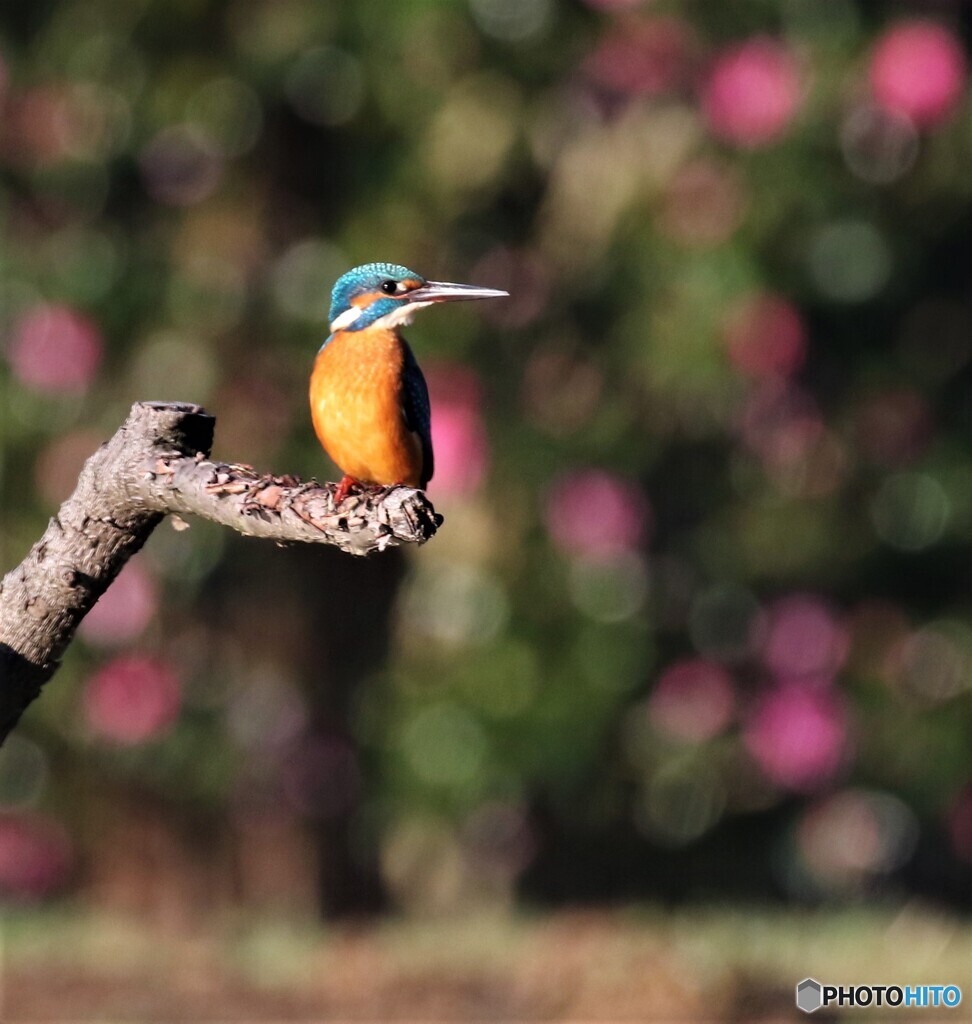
[309,328,424,487]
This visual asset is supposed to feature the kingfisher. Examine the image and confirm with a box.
[310,262,507,505]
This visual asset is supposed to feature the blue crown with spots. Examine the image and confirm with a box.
[328,262,427,328]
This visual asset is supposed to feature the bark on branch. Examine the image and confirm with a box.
[0,401,440,743]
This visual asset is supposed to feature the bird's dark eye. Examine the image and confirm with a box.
[380,280,398,295]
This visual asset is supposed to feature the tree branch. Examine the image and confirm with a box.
[0,401,440,743]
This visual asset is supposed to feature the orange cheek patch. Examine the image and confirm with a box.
[351,291,384,309]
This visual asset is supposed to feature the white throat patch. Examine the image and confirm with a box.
[370,301,433,330]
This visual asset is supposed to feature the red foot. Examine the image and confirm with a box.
[333,475,359,506]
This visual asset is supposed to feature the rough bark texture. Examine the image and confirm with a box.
[0,401,440,743]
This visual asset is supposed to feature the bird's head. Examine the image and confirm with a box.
[328,262,508,333]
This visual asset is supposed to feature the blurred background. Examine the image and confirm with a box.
[1,0,972,1018]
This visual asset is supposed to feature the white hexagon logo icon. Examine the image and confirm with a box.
[796,978,823,1014]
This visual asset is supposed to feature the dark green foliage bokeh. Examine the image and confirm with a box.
[1,0,972,913]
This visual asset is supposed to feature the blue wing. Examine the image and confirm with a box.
[401,342,433,488]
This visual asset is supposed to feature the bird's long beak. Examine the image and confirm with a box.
[406,281,509,304]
